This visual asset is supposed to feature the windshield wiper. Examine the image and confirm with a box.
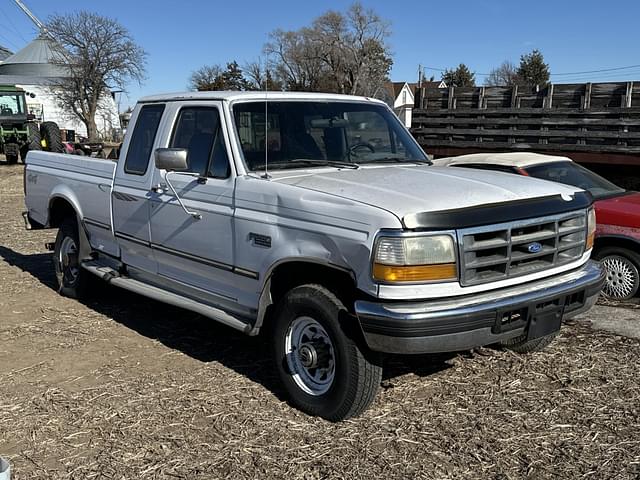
[356,157,433,166]
[264,159,360,170]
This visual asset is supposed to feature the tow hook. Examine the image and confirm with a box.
[45,242,55,251]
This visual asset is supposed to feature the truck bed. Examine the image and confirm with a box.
[25,151,117,255]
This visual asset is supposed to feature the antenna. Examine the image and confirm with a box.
[14,0,46,34]
[262,58,270,179]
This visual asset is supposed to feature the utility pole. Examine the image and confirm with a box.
[418,64,423,88]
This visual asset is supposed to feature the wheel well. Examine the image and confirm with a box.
[48,197,77,228]
[268,261,357,308]
[594,235,640,256]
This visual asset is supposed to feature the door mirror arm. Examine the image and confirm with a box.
[163,171,202,220]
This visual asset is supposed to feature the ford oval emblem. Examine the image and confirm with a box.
[527,242,543,253]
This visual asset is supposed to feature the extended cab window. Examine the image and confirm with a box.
[124,104,165,175]
[170,107,230,178]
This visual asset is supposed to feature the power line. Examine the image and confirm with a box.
[551,64,640,76]
[0,28,20,50]
[0,5,28,44]
[424,63,640,79]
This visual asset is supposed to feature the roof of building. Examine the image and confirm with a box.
[432,152,574,168]
[139,90,388,104]
[0,35,66,77]
[0,45,13,62]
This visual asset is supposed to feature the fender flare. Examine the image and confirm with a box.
[250,257,357,336]
[48,190,92,261]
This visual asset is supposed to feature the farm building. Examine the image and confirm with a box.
[0,35,120,139]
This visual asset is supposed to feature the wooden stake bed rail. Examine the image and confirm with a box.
[411,82,640,166]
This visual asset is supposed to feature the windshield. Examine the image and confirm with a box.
[0,92,26,117]
[232,100,428,171]
[526,161,626,199]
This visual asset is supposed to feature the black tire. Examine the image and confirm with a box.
[594,247,640,300]
[5,153,18,164]
[273,284,382,421]
[500,332,557,353]
[53,218,91,299]
[21,123,42,162]
[40,121,64,153]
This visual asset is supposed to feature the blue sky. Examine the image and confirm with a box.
[1,0,639,110]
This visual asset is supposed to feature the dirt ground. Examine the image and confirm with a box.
[1,162,639,480]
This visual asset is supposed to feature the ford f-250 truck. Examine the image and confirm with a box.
[23,91,605,421]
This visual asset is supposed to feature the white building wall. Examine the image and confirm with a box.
[19,84,120,139]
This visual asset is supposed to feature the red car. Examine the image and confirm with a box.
[434,153,640,300]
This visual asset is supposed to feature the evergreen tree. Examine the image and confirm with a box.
[517,49,550,89]
[441,64,475,87]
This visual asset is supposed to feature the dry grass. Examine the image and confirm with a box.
[1,162,640,479]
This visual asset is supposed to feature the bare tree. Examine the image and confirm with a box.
[244,59,283,91]
[485,61,518,86]
[265,29,330,91]
[264,2,392,95]
[189,62,251,91]
[46,11,146,141]
[189,64,223,91]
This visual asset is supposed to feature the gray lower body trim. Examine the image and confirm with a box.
[356,260,605,354]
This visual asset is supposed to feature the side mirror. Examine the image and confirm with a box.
[154,148,188,171]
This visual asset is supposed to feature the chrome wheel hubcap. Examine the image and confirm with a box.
[602,255,638,299]
[59,236,79,283]
[285,316,335,396]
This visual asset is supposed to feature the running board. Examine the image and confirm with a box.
[81,260,253,334]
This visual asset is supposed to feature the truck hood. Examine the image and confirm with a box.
[270,165,586,227]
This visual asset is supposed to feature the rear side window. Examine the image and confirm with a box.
[169,107,230,178]
[124,104,165,175]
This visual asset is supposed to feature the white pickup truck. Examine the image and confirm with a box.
[24,91,604,421]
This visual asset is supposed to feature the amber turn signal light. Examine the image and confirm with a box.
[373,263,457,282]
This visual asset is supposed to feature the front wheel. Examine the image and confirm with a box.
[500,332,557,353]
[273,284,382,421]
[595,247,640,300]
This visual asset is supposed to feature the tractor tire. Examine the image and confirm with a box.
[40,122,64,153]
[5,153,19,164]
[21,123,42,162]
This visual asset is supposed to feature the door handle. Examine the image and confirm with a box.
[151,183,166,193]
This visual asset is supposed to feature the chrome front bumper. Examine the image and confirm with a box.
[355,260,605,354]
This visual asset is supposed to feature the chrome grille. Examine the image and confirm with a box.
[458,210,587,286]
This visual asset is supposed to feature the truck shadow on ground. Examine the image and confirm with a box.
[0,245,456,398]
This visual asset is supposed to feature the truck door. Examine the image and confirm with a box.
[111,103,165,273]
[148,102,237,300]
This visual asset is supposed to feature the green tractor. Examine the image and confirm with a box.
[0,85,64,164]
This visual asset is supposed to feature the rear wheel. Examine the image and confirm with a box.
[5,153,18,164]
[595,247,640,300]
[53,218,91,299]
[40,121,64,153]
[273,284,382,421]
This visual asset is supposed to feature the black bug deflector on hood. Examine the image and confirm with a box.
[402,191,593,230]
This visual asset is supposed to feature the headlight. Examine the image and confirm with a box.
[373,235,457,282]
[586,207,596,250]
